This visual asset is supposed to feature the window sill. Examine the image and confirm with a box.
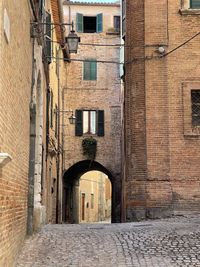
[106,31,120,36]
[184,127,200,136]
[179,9,200,15]
[83,133,97,137]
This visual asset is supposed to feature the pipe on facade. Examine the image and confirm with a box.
[56,47,61,224]
[27,37,36,235]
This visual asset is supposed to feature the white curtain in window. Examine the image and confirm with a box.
[83,111,89,133]
[90,111,96,134]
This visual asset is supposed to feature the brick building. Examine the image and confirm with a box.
[123,0,200,221]
[78,171,111,223]
[62,0,122,223]
[0,0,67,265]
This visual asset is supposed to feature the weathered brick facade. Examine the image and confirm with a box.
[62,1,122,222]
[0,0,66,265]
[0,1,32,265]
[124,0,200,221]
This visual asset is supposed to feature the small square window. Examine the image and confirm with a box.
[114,16,120,32]
[182,82,200,136]
[190,0,200,8]
[83,61,97,81]
[191,90,200,126]
[84,17,96,33]
[83,111,97,134]
[75,110,104,137]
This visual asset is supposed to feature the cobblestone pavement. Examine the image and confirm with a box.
[15,215,200,267]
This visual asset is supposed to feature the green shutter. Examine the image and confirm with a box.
[46,11,52,63]
[90,61,97,80]
[39,0,44,20]
[83,61,97,80]
[97,110,104,136]
[76,13,83,32]
[50,91,53,128]
[97,13,103,33]
[190,0,200,8]
[75,110,83,136]
[83,61,90,80]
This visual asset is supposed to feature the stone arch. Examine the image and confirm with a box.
[62,160,121,223]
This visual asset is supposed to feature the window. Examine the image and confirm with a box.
[45,11,52,64]
[122,0,126,37]
[182,82,200,136]
[91,194,94,209]
[76,13,103,33]
[191,90,200,126]
[75,110,104,136]
[190,0,200,8]
[38,0,45,21]
[55,104,58,138]
[83,111,96,134]
[114,16,120,32]
[83,60,97,80]
[50,91,53,128]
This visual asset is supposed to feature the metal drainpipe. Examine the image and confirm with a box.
[27,37,36,235]
[56,47,61,224]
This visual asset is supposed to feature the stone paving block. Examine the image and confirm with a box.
[15,215,200,267]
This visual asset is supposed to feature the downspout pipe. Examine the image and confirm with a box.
[56,48,61,224]
[27,37,36,235]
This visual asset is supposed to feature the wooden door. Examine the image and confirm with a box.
[81,193,85,221]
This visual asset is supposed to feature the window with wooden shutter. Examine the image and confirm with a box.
[83,111,97,134]
[45,11,52,64]
[76,13,83,33]
[190,0,200,8]
[97,13,103,33]
[50,91,53,128]
[97,110,104,136]
[77,13,103,33]
[83,60,97,80]
[75,109,104,136]
[39,0,45,21]
[75,110,83,136]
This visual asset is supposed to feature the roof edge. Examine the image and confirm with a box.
[63,1,120,7]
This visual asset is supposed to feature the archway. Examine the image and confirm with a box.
[62,160,121,223]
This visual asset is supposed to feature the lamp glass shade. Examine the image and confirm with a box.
[66,31,80,54]
[69,114,76,124]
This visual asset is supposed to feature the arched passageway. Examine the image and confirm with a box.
[62,160,121,223]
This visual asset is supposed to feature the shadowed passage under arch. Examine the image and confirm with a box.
[62,160,121,223]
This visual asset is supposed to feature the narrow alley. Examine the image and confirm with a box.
[16,215,200,267]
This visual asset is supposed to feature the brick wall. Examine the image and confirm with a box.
[124,0,147,221]
[124,0,200,221]
[0,1,32,266]
[62,3,122,222]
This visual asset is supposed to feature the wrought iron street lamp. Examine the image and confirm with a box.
[68,112,76,124]
[66,22,81,54]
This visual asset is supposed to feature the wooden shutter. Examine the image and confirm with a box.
[190,0,200,8]
[75,110,83,136]
[84,61,97,80]
[45,11,52,64]
[97,110,104,136]
[83,61,90,80]
[90,61,97,80]
[76,13,83,32]
[97,13,103,33]
[50,91,53,128]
